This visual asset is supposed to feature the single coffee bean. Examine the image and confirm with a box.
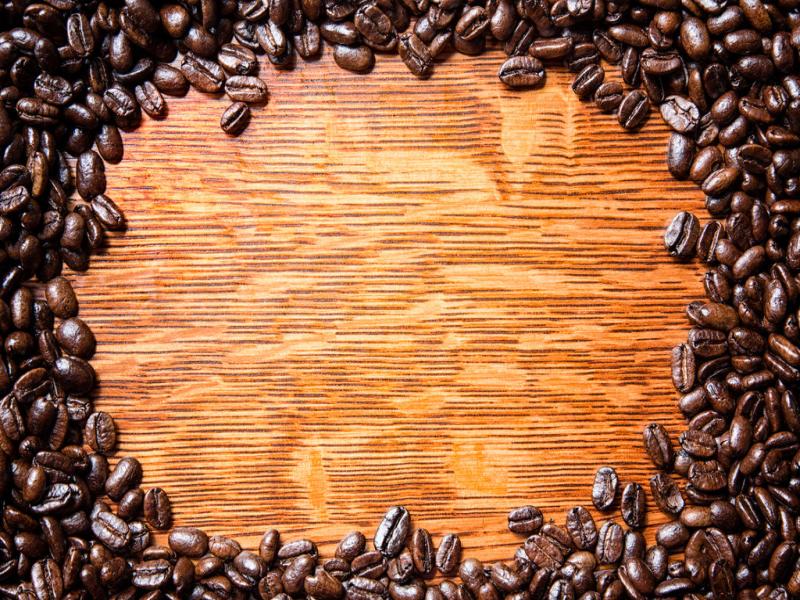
[617,90,650,130]
[664,211,700,258]
[374,506,410,558]
[620,482,646,529]
[508,505,543,534]
[592,466,619,511]
[435,533,461,575]
[498,56,545,88]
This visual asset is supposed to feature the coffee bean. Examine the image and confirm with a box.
[435,534,461,575]
[620,482,646,529]
[664,211,700,258]
[144,487,172,530]
[617,90,650,130]
[643,423,674,471]
[225,75,268,104]
[169,527,209,558]
[374,506,410,558]
[565,506,597,550]
[508,505,543,534]
[571,64,604,99]
[220,102,251,136]
[333,45,375,73]
[498,56,545,88]
[592,466,618,511]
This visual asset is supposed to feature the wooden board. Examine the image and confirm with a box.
[70,48,709,561]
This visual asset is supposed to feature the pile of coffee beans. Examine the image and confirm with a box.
[0,0,797,591]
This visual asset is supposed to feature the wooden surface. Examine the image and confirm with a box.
[71,49,709,560]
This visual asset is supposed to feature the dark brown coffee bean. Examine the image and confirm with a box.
[143,487,171,530]
[571,64,604,99]
[594,82,623,112]
[83,412,116,455]
[221,102,251,136]
[618,90,650,130]
[374,506,410,558]
[508,505,543,534]
[620,483,646,529]
[592,466,618,510]
[225,75,268,104]
[435,534,461,575]
[498,56,545,89]
[333,45,374,73]
[643,423,675,470]
[169,527,209,558]
[398,33,433,79]
[565,506,597,550]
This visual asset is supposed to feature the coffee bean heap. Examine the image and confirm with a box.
[0,0,797,591]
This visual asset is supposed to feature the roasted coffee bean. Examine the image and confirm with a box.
[508,505,543,534]
[498,56,545,89]
[664,211,700,258]
[83,411,116,455]
[571,64,604,100]
[435,533,461,575]
[618,90,650,130]
[169,527,209,558]
[144,487,171,530]
[594,82,623,112]
[398,33,433,79]
[56,318,96,359]
[565,506,597,550]
[374,506,410,558]
[220,102,251,136]
[225,76,268,104]
[595,521,624,565]
[333,45,375,73]
[592,466,618,510]
[620,483,646,529]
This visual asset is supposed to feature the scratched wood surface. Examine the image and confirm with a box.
[69,48,710,560]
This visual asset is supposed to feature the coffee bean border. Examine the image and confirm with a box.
[1,0,799,597]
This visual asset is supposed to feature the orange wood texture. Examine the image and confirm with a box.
[71,49,709,561]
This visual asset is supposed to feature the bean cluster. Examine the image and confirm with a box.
[0,0,797,593]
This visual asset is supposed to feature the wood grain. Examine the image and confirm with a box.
[70,48,708,560]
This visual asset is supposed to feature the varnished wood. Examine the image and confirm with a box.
[71,49,708,559]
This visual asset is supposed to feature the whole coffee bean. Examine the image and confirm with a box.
[83,412,116,455]
[220,102,251,136]
[565,506,597,550]
[498,56,545,88]
[76,151,106,200]
[105,456,143,501]
[671,343,696,393]
[508,505,543,534]
[410,528,434,578]
[45,277,78,319]
[333,45,375,73]
[595,521,624,565]
[169,527,209,558]
[56,318,96,359]
[91,511,131,553]
[336,531,365,561]
[617,90,650,130]
[649,473,685,516]
[398,33,433,79]
[571,64,604,99]
[620,482,646,529]
[592,466,618,510]
[225,76,268,104]
[435,533,461,575]
[374,506,410,558]
[643,423,674,470]
[144,487,171,530]
[664,211,700,258]
[594,82,623,112]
